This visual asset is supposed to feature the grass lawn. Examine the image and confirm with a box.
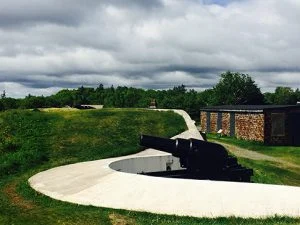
[207,134,300,165]
[208,134,300,187]
[0,109,299,224]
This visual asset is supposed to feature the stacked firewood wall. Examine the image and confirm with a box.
[235,113,264,142]
[200,111,264,142]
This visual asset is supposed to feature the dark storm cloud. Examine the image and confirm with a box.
[0,1,100,28]
[1,0,300,98]
[0,0,162,29]
[201,0,245,6]
[250,67,300,73]
[106,0,163,8]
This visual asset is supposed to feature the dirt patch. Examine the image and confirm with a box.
[212,140,300,170]
[109,213,135,225]
[40,107,78,112]
[3,182,36,210]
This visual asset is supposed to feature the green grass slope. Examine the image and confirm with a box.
[0,108,186,178]
[0,109,299,225]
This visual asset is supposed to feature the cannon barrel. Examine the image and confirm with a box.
[140,135,193,158]
[140,134,177,154]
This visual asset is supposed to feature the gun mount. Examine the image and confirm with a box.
[140,134,253,182]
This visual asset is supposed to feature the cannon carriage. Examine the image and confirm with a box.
[140,134,253,182]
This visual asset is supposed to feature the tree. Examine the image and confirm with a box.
[103,85,116,107]
[159,85,187,109]
[94,84,105,104]
[198,89,217,106]
[2,97,20,109]
[273,87,297,105]
[183,89,205,120]
[263,92,275,105]
[52,89,75,107]
[1,90,6,99]
[295,88,300,102]
[213,71,264,105]
[0,100,4,111]
[20,95,46,109]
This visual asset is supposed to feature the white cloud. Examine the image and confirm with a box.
[1,0,300,97]
[0,82,62,98]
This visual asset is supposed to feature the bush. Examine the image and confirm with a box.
[1,137,20,153]
[0,110,52,177]
[0,101,4,111]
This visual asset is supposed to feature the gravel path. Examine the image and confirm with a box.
[212,140,300,170]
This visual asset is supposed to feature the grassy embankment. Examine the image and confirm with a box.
[0,109,299,225]
[208,134,300,187]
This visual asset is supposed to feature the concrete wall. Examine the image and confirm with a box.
[109,154,183,174]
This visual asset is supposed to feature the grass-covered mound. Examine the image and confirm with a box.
[0,108,186,178]
[0,109,299,224]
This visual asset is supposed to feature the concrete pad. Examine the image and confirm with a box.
[29,109,300,218]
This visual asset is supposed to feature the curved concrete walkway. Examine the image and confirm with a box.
[29,110,300,218]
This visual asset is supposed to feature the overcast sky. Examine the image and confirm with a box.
[1,0,300,98]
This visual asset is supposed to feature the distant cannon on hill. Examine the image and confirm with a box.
[74,105,103,110]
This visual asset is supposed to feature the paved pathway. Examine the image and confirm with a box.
[29,110,300,218]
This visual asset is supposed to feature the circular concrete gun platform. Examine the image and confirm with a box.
[29,110,300,218]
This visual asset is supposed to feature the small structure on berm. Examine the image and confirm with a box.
[149,99,157,109]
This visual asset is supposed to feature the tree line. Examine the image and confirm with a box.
[1,72,300,119]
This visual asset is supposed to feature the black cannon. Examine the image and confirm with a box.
[140,134,253,182]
